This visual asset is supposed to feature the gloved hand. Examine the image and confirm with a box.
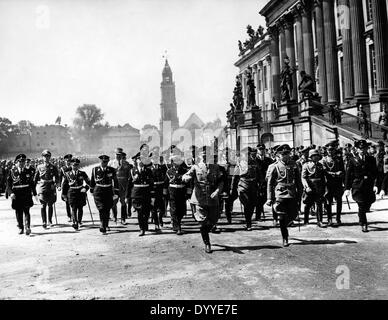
[210,190,219,199]
[344,190,351,198]
[62,195,68,201]
[113,195,119,201]
[34,195,39,203]
[305,187,313,194]
[10,193,16,200]
[151,198,155,206]
[265,200,272,207]
[379,190,385,199]
[57,186,62,192]
[373,186,379,194]
[80,188,87,193]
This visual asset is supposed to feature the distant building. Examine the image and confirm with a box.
[100,124,140,158]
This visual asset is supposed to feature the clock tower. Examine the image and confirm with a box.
[160,59,179,133]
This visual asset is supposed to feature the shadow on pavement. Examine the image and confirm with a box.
[212,243,283,254]
[290,238,358,246]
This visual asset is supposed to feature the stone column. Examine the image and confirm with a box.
[371,0,388,101]
[293,5,304,72]
[269,26,281,104]
[284,14,297,101]
[314,0,328,103]
[302,2,314,77]
[278,21,287,64]
[349,0,369,104]
[339,0,354,102]
[322,0,340,105]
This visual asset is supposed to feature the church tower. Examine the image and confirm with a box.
[160,59,179,133]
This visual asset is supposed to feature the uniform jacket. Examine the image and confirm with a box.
[345,154,378,203]
[267,160,302,200]
[150,162,168,196]
[320,155,345,186]
[183,162,224,207]
[7,166,37,196]
[59,165,72,185]
[34,162,60,187]
[301,161,326,195]
[90,166,119,195]
[127,165,154,199]
[108,159,132,181]
[61,169,91,196]
[231,157,264,194]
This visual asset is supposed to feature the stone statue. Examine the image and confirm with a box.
[256,25,265,38]
[232,76,244,111]
[238,40,244,54]
[246,25,255,39]
[245,69,256,109]
[298,70,319,100]
[280,56,295,102]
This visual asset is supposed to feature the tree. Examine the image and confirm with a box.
[16,120,35,134]
[0,117,16,153]
[72,104,106,153]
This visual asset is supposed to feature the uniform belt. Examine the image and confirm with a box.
[41,179,53,182]
[242,178,256,182]
[117,177,128,180]
[169,184,185,188]
[154,181,164,185]
[133,184,150,187]
[70,185,83,189]
[96,184,112,187]
[13,184,29,189]
[278,183,294,186]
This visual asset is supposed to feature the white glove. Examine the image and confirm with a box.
[344,190,351,198]
[80,188,87,193]
[265,200,273,207]
[10,193,16,200]
[113,195,119,201]
[210,190,219,199]
[34,195,39,203]
[151,198,155,206]
[373,186,379,194]
[379,190,385,199]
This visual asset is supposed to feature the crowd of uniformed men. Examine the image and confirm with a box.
[1,138,387,253]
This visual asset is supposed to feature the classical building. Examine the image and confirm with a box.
[227,0,388,150]
[100,124,140,158]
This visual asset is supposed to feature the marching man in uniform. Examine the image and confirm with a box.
[7,154,37,235]
[34,150,60,229]
[150,146,167,231]
[90,155,119,235]
[266,144,303,247]
[61,158,91,230]
[302,149,327,227]
[345,140,378,232]
[127,151,155,236]
[164,146,189,235]
[321,141,345,226]
[108,148,131,225]
[182,146,224,254]
[59,154,73,222]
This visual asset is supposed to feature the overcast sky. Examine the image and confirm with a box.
[0,0,266,129]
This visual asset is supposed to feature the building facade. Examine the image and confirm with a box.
[100,124,140,158]
[227,0,388,151]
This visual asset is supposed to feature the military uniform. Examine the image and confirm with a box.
[267,145,302,246]
[183,150,224,253]
[301,150,326,227]
[231,148,263,230]
[165,155,188,234]
[61,159,91,230]
[7,154,36,235]
[34,150,60,228]
[345,140,378,232]
[321,149,345,225]
[255,145,274,220]
[90,156,119,234]
[150,159,168,230]
[108,152,131,223]
[59,154,73,221]
[127,153,155,235]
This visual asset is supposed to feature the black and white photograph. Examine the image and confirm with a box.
[0,0,388,307]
